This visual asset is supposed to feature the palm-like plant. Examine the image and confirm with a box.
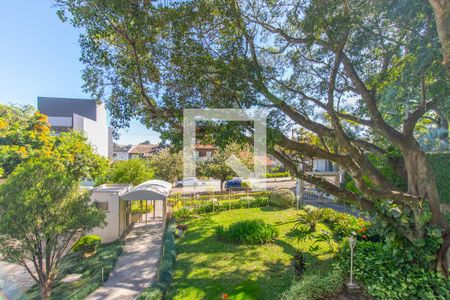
[313,230,335,253]
[295,206,324,232]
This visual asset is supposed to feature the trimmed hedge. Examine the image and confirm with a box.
[427,153,450,203]
[173,196,270,217]
[265,172,290,178]
[167,191,270,206]
[136,218,176,300]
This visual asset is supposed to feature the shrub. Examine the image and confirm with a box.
[337,241,450,300]
[136,288,163,300]
[269,189,295,208]
[173,208,191,221]
[427,153,450,203]
[254,196,269,207]
[295,206,324,232]
[239,196,255,208]
[241,180,252,189]
[196,202,214,214]
[215,219,278,245]
[281,268,344,300]
[73,235,102,255]
[321,208,368,241]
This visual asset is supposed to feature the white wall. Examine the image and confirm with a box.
[75,104,112,157]
[313,159,335,172]
[89,191,121,243]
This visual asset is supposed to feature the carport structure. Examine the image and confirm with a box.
[121,180,172,225]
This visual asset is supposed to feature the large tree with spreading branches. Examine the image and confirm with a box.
[56,0,450,273]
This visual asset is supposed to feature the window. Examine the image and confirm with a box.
[95,201,109,211]
[50,126,72,135]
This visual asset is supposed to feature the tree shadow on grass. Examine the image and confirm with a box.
[169,256,294,300]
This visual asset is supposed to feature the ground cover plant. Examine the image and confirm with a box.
[168,207,340,300]
[337,240,450,300]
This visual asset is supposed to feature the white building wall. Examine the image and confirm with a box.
[72,114,84,130]
[82,118,109,157]
[74,104,112,157]
[44,101,112,158]
[313,159,327,172]
[89,191,121,243]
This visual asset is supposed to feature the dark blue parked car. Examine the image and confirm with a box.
[225,177,243,190]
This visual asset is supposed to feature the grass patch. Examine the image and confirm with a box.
[23,241,123,300]
[169,207,338,300]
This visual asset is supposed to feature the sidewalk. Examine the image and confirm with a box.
[85,220,164,300]
[0,261,34,300]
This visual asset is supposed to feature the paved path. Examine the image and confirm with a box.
[85,220,164,300]
[0,261,34,300]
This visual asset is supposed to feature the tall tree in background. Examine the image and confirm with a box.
[56,0,450,273]
[148,148,183,182]
[0,158,105,299]
[106,158,154,185]
[198,143,253,191]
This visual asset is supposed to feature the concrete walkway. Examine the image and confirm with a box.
[0,261,34,300]
[86,220,164,300]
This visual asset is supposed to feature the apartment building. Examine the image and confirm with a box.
[37,97,113,157]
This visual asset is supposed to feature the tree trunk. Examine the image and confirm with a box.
[40,279,52,300]
[437,110,449,150]
[403,149,450,274]
[437,229,450,277]
[220,179,224,192]
[428,0,450,78]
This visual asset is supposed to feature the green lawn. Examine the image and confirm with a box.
[24,241,123,300]
[169,207,337,300]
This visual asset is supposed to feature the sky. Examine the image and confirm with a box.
[0,0,160,145]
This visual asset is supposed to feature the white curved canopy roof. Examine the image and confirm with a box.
[121,180,172,201]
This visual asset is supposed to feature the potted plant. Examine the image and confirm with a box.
[177,224,188,237]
